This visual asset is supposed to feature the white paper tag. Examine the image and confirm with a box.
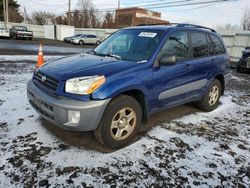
[138,32,157,38]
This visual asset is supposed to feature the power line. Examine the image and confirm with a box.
[135,0,234,9]
[166,2,222,12]
[18,0,67,7]
[122,0,196,7]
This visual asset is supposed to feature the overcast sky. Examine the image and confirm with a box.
[17,0,249,28]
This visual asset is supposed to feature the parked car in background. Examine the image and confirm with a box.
[237,47,250,73]
[0,27,10,38]
[10,26,33,40]
[71,34,101,45]
[64,34,82,43]
[27,24,230,149]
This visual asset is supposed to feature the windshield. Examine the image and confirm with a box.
[93,29,164,62]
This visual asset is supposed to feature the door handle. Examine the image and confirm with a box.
[186,64,192,70]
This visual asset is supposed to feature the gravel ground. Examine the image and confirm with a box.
[0,60,249,187]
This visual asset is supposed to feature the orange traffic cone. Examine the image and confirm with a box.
[36,44,44,68]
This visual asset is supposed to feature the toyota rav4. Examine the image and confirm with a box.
[27,24,231,149]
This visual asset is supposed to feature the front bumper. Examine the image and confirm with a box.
[27,80,110,131]
[17,34,32,38]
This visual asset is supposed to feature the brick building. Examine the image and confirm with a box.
[115,7,169,28]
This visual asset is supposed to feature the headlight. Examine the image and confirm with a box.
[65,75,105,95]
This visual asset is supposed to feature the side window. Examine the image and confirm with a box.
[191,32,209,58]
[210,35,225,55]
[161,31,189,61]
[206,34,214,55]
[88,35,97,38]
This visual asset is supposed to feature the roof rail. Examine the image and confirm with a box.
[136,23,216,33]
[176,23,216,33]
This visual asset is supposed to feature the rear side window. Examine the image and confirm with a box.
[191,32,210,58]
[161,31,189,61]
[210,35,225,55]
[88,35,97,38]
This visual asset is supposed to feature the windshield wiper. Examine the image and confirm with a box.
[87,51,121,60]
[103,53,121,60]
[86,50,98,55]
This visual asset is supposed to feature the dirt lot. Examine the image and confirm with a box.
[0,59,249,187]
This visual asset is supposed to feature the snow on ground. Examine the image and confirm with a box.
[0,55,65,62]
[0,61,249,187]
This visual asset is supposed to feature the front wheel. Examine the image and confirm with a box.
[196,79,221,111]
[237,59,244,73]
[94,95,142,149]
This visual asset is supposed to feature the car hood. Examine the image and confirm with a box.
[39,53,140,81]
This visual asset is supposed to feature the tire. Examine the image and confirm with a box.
[196,79,221,112]
[94,95,142,149]
[96,40,101,45]
[79,40,84,45]
[237,59,243,73]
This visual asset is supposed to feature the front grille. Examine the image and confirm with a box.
[28,90,54,120]
[34,71,59,91]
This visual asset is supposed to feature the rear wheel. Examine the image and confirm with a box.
[94,95,142,149]
[79,40,84,45]
[196,79,221,111]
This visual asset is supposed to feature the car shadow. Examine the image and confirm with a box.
[40,103,201,153]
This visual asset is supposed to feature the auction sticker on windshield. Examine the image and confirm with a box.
[138,32,157,38]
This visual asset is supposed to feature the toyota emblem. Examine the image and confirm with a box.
[41,76,47,83]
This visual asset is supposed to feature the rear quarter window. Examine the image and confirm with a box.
[210,34,225,55]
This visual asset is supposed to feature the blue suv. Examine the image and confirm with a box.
[27,24,230,149]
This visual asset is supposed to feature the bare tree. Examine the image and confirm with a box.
[216,23,240,31]
[242,7,250,31]
[8,6,23,23]
[76,0,100,28]
[32,11,56,25]
[102,12,114,28]
[56,15,68,25]
[77,0,92,27]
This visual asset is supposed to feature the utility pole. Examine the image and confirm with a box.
[6,0,8,23]
[68,0,71,25]
[118,0,120,9]
[3,0,6,28]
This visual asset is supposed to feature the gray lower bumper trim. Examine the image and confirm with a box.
[27,80,110,131]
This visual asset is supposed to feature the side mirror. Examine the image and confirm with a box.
[159,55,176,66]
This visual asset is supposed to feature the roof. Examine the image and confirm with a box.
[123,24,217,33]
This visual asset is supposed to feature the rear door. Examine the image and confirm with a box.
[85,35,96,44]
[209,34,229,74]
[187,32,217,92]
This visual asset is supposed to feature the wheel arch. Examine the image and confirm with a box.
[215,74,225,95]
[113,89,149,124]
